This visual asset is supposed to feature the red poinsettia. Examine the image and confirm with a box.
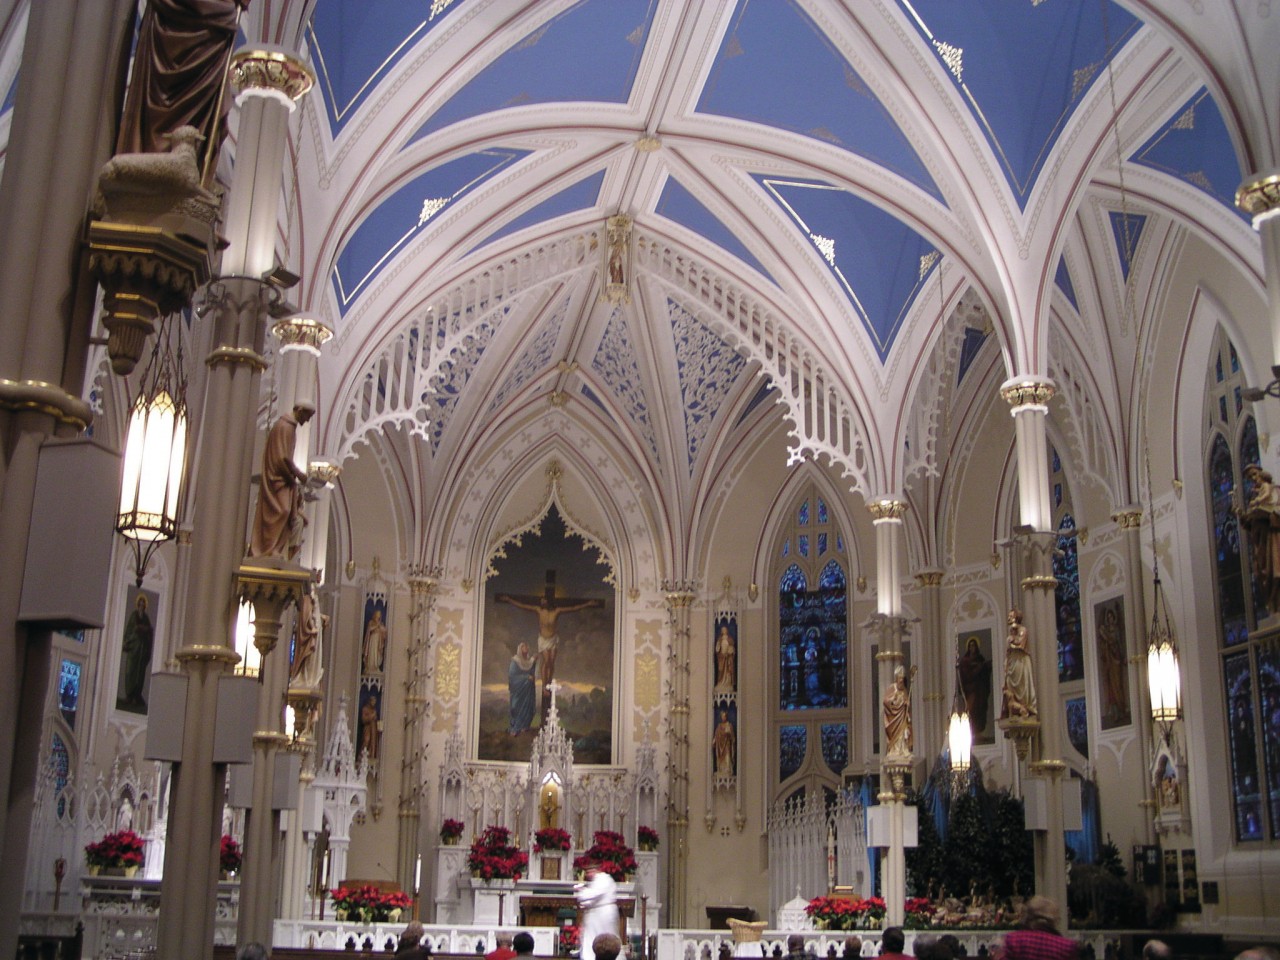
[440,818,464,841]
[467,825,528,880]
[534,827,572,852]
[572,830,637,881]
[220,834,242,873]
[84,830,145,869]
[637,825,659,850]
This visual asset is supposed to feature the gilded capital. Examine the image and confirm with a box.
[1111,508,1142,530]
[273,316,333,350]
[231,49,316,103]
[1000,379,1055,410]
[867,499,907,522]
[915,570,944,587]
[308,461,341,486]
[1236,171,1280,226]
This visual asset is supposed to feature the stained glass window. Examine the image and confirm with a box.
[1054,512,1083,681]
[51,734,70,818]
[798,500,810,526]
[1207,328,1275,842]
[58,659,80,729]
[799,534,809,557]
[818,532,828,556]
[780,563,848,711]
[820,723,848,774]
[780,725,807,780]
[780,564,806,594]
[1066,697,1088,757]
[782,537,790,557]
[817,499,828,524]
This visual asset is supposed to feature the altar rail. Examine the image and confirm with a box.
[272,920,560,955]
[654,928,1121,960]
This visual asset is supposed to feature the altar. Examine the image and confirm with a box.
[515,879,636,935]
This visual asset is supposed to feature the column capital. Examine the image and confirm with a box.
[1000,377,1055,412]
[867,498,908,522]
[1236,169,1280,228]
[273,315,333,351]
[1110,506,1143,529]
[661,581,698,607]
[231,48,315,107]
[914,569,944,587]
[308,460,341,487]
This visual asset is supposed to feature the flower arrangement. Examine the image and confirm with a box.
[220,835,242,874]
[84,830,144,871]
[467,825,528,880]
[534,827,572,852]
[440,818,465,844]
[637,825,659,851]
[903,897,937,930]
[330,884,411,922]
[804,895,886,931]
[572,830,637,881]
[559,924,580,955]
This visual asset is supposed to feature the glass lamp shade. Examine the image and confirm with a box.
[117,389,187,542]
[1147,626,1182,724]
[947,708,972,771]
[235,601,261,677]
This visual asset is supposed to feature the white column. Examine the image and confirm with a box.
[869,498,909,928]
[1236,172,1280,366]
[999,378,1068,918]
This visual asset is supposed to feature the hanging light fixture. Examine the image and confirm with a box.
[116,311,189,586]
[947,658,972,787]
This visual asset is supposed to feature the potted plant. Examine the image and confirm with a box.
[84,829,145,877]
[637,825,659,851]
[219,834,242,878]
[467,825,528,881]
[330,884,411,923]
[440,817,464,845]
[534,827,572,852]
[572,830,637,881]
[804,895,887,931]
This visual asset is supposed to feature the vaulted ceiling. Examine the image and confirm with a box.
[217,0,1270,545]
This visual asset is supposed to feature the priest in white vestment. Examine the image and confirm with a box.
[575,862,618,960]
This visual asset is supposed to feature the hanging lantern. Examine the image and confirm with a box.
[234,600,261,677]
[116,313,189,586]
[947,659,972,791]
[1147,577,1182,726]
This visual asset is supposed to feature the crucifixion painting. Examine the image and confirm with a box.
[481,505,614,763]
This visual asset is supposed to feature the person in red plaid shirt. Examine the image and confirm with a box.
[999,898,1078,960]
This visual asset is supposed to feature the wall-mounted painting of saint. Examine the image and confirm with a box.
[480,505,615,763]
[116,585,158,715]
[956,628,995,745]
[1094,596,1132,729]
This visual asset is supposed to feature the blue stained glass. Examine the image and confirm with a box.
[1241,418,1267,626]
[836,534,844,553]
[1054,482,1063,508]
[821,723,848,774]
[799,500,810,526]
[780,564,807,593]
[1066,697,1089,757]
[780,561,847,711]
[1231,343,1240,373]
[799,534,810,557]
[1258,646,1280,839]
[58,659,80,729]
[1211,436,1248,645]
[1054,514,1083,681]
[780,725,807,780]
[1052,447,1061,473]
[818,532,828,556]
[1220,395,1229,424]
[1236,385,1244,415]
[1217,354,1225,382]
[818,499,829,524]
[1225,652,1263,840]
[782,538,790,557]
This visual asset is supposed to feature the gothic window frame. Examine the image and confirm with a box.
[770,480,851,803]
[1204,327,1279,844]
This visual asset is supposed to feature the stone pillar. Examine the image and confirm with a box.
[915,569,945,763]
[155,47,313,960]
[999,378,1068,916]
[0,3,133,955]
[398,567,442,899]
[868,498,910,928]
[1236,173,1280,365]
[662,581,696,927]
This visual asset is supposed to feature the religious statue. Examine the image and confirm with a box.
[1000,609,1038,719]
[359,692,380,762]
[497,582,604,713]
[362,607,387,674]
[248,404,313,560]
[290,585,324,685]
[713,709,736,775]
[116,0,249,175]
[539,782,561,830]
[117,592,155,713]
[714,624,736,691]
[600,214,632,304]
[882,663,918,759]
[1240,463,1280,613]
